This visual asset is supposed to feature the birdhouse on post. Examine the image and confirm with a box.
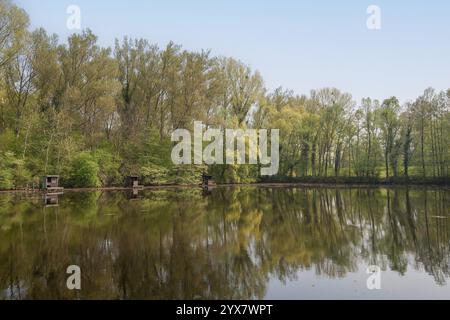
[127,176,142,189]
[201,173,215,188]
[42,175,64,192]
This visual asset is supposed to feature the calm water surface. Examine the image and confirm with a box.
[0,186,449,300]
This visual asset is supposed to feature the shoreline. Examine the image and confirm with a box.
[1,181,449,194]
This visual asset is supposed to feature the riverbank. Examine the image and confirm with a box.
[1,176,449,194]
[259,176,450,186]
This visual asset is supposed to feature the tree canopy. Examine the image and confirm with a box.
[0,1,449,188]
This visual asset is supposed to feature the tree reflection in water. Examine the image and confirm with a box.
[0,187,449,299]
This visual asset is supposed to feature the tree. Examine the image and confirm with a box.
[222,58,265,127]
[0,0,28,69]
[400,105,414,177]
[376,97,401,179]
[60,30,120,148]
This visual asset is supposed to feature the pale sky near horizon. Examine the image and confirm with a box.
[14,0,450,104]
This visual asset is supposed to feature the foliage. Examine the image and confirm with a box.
[67,152,101,188]
[0,2,449,189]
[0,151,31,189]
[92,149,122,186]
[140,164,170,185]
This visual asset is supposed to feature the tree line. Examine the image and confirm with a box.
[0,1,449,188]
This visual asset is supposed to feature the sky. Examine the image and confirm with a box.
[14,0,450,104]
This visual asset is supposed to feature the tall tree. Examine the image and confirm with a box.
[376,97,401,179]
[0,0,28,69]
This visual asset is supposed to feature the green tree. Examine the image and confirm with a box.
[376,97,401,178]
[68,152,101,188]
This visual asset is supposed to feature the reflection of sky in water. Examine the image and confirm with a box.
[266,259,450,300]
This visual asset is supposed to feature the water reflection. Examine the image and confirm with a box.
[128,188,142,200]
[0,187,449,299]
[44,193,60,207]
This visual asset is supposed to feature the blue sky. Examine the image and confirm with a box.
[14,0,450,104]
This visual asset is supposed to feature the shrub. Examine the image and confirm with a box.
[68,152,101,188]
[92,149,122,186]
[0,168,13,189]
[0,152,32,189]
[141,164,170,185]
[169,165,205,185]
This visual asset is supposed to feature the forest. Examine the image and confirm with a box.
[0,1,449,189]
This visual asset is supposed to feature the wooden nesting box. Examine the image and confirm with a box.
[201,173,215,188]
[42,175,64,191]
[127,176,142,189]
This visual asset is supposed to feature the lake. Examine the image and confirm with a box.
[0,186,449,300]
